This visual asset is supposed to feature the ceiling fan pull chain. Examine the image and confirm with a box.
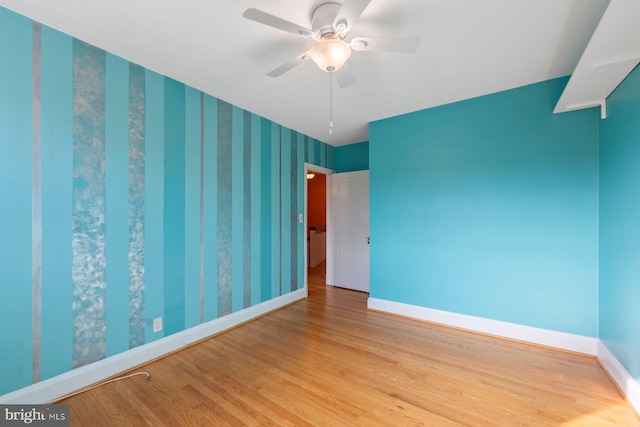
[329,72,334,134]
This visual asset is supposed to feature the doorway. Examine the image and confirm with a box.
[304,165,370,293]
[304,163,332,291]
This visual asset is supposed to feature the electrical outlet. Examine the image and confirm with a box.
[153,317,163,333]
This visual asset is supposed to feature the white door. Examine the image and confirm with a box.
[328,170,369,292]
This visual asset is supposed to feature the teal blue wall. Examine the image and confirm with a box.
[334,141,369,172]
[370,78,600,337]
[0,7,334,396]
[599,64,640,382]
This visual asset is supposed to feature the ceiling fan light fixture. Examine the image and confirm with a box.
[309,36,352,72]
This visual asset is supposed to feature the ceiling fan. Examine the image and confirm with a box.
[243,0,421,88]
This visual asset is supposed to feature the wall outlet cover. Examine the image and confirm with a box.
[153,317,163,333]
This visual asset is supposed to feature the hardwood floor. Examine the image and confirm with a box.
[61,264,639,426]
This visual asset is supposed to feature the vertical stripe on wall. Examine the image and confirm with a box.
[104,53,130,357]
[128,64,145,348]
[320,140,327,167]
[217,100,233,316]
[231,106,244,313]
[199,93,205,323]
[314,139,321,167]
[271,124,281,297]
[306,136,314,164]
[40,25,73,381]
[250,114,262,305]
[0,8,33,394]
[72,40,107,368]
[163,78,186,336]
[184,86,201,328]
[144,70,164,343]
[289,130,298,291]
[327,145,335,170]
[243,110,252,308]
[31,22,42,383]
[281,128,292,294]
[203,95,218,321]
[296,132,305,291]
[260,118,272,302]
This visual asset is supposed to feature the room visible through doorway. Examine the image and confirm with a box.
[306,170,326,286]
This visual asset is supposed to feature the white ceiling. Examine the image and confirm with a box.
[0,0,610,146]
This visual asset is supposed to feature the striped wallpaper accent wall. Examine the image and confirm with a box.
[0,6,335,396]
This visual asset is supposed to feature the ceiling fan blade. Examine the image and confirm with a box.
[332,0,372,34]
[266,52,309,77]
[335,63,355,88]
[351,36,421,53]
[243,8,314,38]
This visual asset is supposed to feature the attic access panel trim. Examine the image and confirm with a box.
[554,0,640,118]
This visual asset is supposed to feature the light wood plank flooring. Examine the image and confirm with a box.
[60,263,639,426]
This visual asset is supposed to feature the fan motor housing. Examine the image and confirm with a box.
[311,2,341,37]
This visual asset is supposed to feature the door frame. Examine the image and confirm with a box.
[304,162,334,295]
[327,170,370,292]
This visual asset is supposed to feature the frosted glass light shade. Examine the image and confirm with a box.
[309,37,352,72]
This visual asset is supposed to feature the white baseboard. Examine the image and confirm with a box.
[0,288,306,404]
[367,297,599,355]
[597,341,640,415]
[368,297,640,415]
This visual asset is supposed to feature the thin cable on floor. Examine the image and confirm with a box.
[47,371,152,403]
